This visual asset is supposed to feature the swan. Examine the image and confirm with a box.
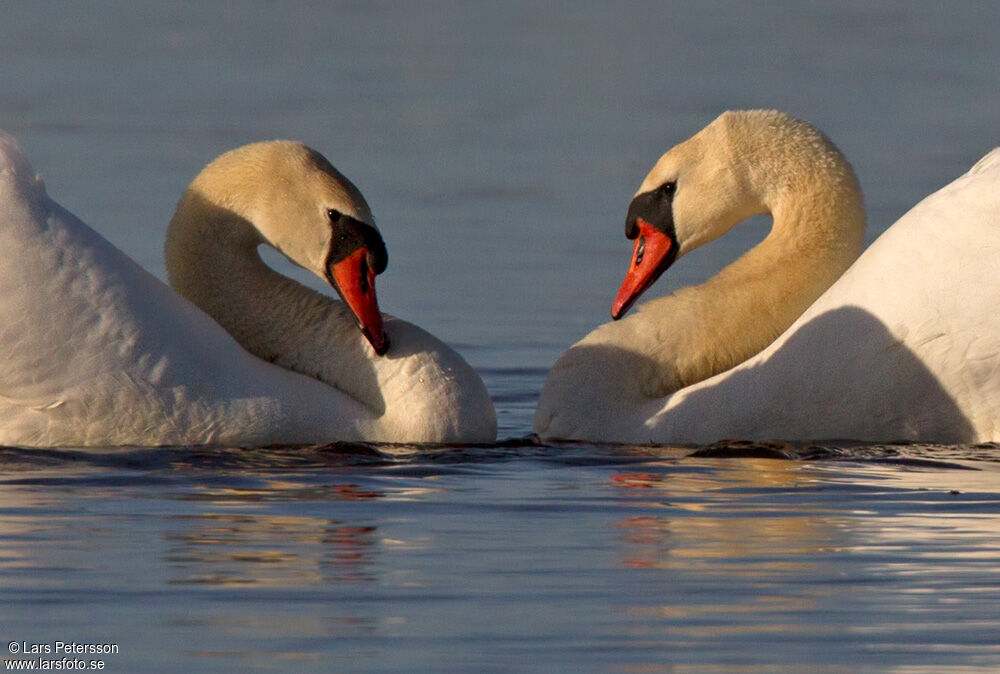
[0,131,496,447]
[534,110,1000,444]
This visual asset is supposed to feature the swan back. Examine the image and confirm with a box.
[652,145,1000,443]
[1,132,354,446]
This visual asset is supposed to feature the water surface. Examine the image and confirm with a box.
[3,444,1000,672]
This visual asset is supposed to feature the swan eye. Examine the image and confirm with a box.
[658,182,677,199]
[327,208,343,222]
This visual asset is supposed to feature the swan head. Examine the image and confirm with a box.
[175,140,390,354]
[611,110,863,320]
[612,112,767,319]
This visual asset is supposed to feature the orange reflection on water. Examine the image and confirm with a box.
[611,459,835,571]
[165,511,381,588]
[179,479,385,503]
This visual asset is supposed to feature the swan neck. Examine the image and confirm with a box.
[165,191,385,414]
[535,111,868,442]
[166,194,268,350]
[632,142,865,397]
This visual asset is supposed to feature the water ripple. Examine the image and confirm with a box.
[1,439,996,483]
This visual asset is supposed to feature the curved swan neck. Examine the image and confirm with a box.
[163,143,497,444]
[166,198,291,356]
[741,116,865,259]
[641,123,865,394]
[642,112,865,384]
[535,112,866,440]
[165,189,384,414]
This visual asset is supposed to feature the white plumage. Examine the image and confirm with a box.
[535,111,1000,444]
[0,132,496,447]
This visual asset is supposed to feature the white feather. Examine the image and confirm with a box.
[0,132,496,447]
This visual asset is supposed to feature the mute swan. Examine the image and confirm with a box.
[0,131,496,447]
[534,110,1000,444]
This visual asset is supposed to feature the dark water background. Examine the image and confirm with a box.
[2,2,1000,671]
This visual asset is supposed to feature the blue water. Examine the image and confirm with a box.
[4,443,1000,673]
[3,2,1000,672]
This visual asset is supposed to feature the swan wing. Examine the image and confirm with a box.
[0,132,357,447]
[654,148,1000,443]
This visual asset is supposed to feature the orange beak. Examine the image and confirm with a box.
[329,248,389,355]
[611,217,676,320]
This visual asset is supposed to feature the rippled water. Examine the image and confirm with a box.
[3,1,1000,672]
[3,443,1000,672]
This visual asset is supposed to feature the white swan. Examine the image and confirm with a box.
[0,131,496,447]
[534,110,1000,444]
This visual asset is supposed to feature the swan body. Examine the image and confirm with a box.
[535,110,1000,444]
[0,131,496,447]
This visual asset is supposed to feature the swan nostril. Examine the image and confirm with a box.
[367,249,385,276]
[359,257,370,295]
[635,236,646,266]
